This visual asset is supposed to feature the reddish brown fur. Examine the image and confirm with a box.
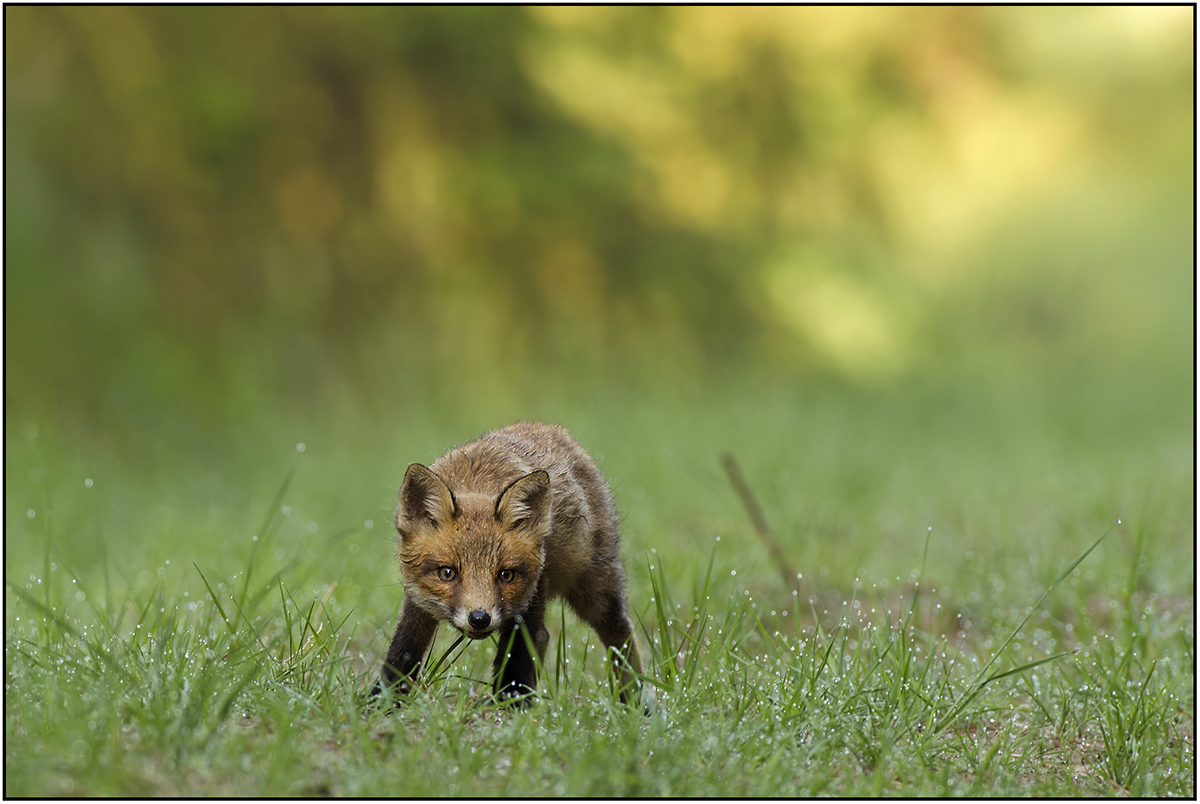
[374,421,643,706]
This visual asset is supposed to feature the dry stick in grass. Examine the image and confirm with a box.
[721,453,801,595]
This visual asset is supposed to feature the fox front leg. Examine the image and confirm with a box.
[492,591,549,706]
[373,598,438,701]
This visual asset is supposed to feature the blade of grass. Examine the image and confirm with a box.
[239,465,297,607]
[194,563,234,636]
[934,522,1117,732]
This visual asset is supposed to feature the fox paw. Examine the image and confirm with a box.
[494,682,537,709]
[367,676,413,709]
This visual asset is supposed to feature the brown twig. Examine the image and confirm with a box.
[720,453,801,594]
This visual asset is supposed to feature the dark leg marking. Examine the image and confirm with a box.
[493,588,549,707]
[372,598,439,702]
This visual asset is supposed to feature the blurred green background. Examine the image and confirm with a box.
[4,7,1193,593]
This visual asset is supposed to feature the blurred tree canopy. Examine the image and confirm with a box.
[5,6,1193,428]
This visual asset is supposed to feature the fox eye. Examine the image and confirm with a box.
[436,566,456,582]
[498,569,515,584]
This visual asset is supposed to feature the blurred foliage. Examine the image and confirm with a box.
[4,7,1193,433]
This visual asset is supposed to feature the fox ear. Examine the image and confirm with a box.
[495,470,552,538]
[396,464,457,536]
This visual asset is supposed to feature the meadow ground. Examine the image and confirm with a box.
[6,7,1192,797]
[4,375,1193,796]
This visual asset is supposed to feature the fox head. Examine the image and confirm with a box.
[395,463,551,639]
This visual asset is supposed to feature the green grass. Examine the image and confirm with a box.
[4,380,1193,796]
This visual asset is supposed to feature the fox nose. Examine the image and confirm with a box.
[467,610,491,630]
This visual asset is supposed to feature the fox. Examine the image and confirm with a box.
[372,421,644,707]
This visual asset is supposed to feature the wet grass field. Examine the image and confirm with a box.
[5,377,1192,796]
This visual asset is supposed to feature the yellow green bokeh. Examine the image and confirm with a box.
[5,6,1192,427]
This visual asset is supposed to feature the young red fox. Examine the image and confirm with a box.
[373,421,643,706]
